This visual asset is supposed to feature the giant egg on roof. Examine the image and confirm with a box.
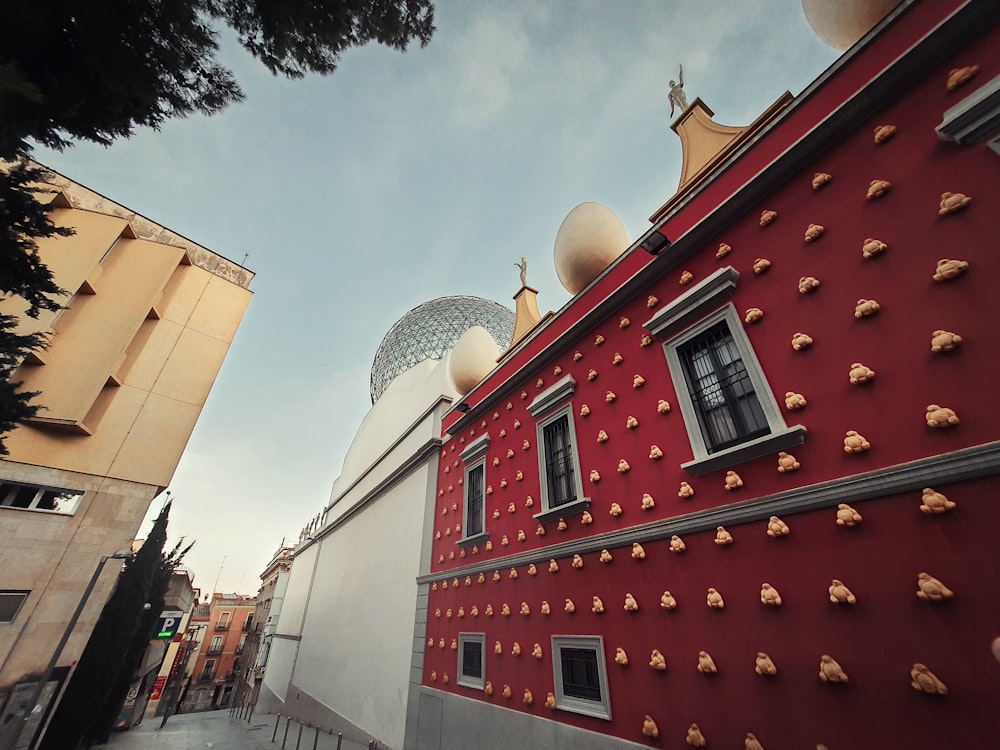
[554,202,630,295]
[370,296,514,403]
[450,326,501,397]
[801,0,902,50]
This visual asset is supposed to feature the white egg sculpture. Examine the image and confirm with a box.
[553,202,630,295]
[449,325,500,396]
[801,0,902,50]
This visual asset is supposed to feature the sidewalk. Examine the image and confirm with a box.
[98,710,373,750]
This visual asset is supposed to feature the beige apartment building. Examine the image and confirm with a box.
[0,166,253,747]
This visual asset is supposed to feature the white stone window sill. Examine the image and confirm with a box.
[533,498,591,524]
[681,425,807,476]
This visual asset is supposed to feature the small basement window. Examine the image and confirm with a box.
[551,636,611,720]
[457,633,486,690]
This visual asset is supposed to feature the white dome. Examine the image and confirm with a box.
[448,326,500,396]
[801,0,901,51]
[553,202,630,295]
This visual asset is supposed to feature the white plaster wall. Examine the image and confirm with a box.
[261,637,297,704]
[325,357,456,525]
[293,464,431,748]
[262,544,318,703]
[273,543,317,637]
[266,357,453,747]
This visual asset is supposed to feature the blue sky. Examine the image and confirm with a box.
[37,0,840,594]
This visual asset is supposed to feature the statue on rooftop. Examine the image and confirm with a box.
[668,64,688,117]
[515,256,528,287]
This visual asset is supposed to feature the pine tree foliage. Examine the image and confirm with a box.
[0,161,71,454]
[0,0,435,156]
[39,501,191,750]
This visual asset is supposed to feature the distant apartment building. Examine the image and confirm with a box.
[0,165,253,748]
[183,594,256,712]
[233,542,294,712]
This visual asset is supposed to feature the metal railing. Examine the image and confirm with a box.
[229,707,382,750]
[215,622,231,631]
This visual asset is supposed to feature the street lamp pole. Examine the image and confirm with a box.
[3,549,133,750]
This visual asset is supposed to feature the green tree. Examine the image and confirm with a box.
[38,501,191,749]
[0,161,72,455]
[89,538,193,745]
[0,0,435,450]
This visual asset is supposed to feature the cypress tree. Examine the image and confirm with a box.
[40,501,176,749]
[87,539,193,745]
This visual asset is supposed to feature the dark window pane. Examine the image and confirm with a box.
[0,591,28,622]
[543,416,576,507]
[678,322,769,453]
[8,487,36,508]
[466,466,484,536]
[561,647,601,701]
[462,641,482,679]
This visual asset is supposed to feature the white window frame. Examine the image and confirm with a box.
[551,635,611,720]
[534,407,587,520]
[645,268,805,475]
[458,434,490,544]
[527,376,589,522]
[937,74,1000,145]
[0,481,84,515]
[457,632,486,690]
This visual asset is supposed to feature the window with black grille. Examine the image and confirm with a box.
[551,636,611,719]
[542,415,577,507]
[465,464,484,537]
[560,647,601,700]
[457,633,485,689]
[677,321,769,453]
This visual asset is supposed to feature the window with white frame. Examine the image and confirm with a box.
[0,481,84,515]
[457,633,486,690]
[459,434,490,543]
[540,411,579,508]
[0,591,29,622]
[551,636,611,720]
[676,319,770,452]
[465,464,485,537]
[645,267,805,475]
[528,375,589,521]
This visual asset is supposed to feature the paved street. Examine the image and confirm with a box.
[97,710,373,750]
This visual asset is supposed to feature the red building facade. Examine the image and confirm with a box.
[184,594,255,712]
[416,2,1000,748]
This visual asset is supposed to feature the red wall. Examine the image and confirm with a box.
[426,3,1000,747]
[425,475,1000,747]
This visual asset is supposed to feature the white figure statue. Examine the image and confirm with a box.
[515,257,528,287]
[668,64,688,117]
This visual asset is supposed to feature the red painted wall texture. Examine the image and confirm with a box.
[425,475,1000,747]
[426,2,1000,747]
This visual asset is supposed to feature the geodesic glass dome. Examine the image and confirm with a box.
[370,296,516,404]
